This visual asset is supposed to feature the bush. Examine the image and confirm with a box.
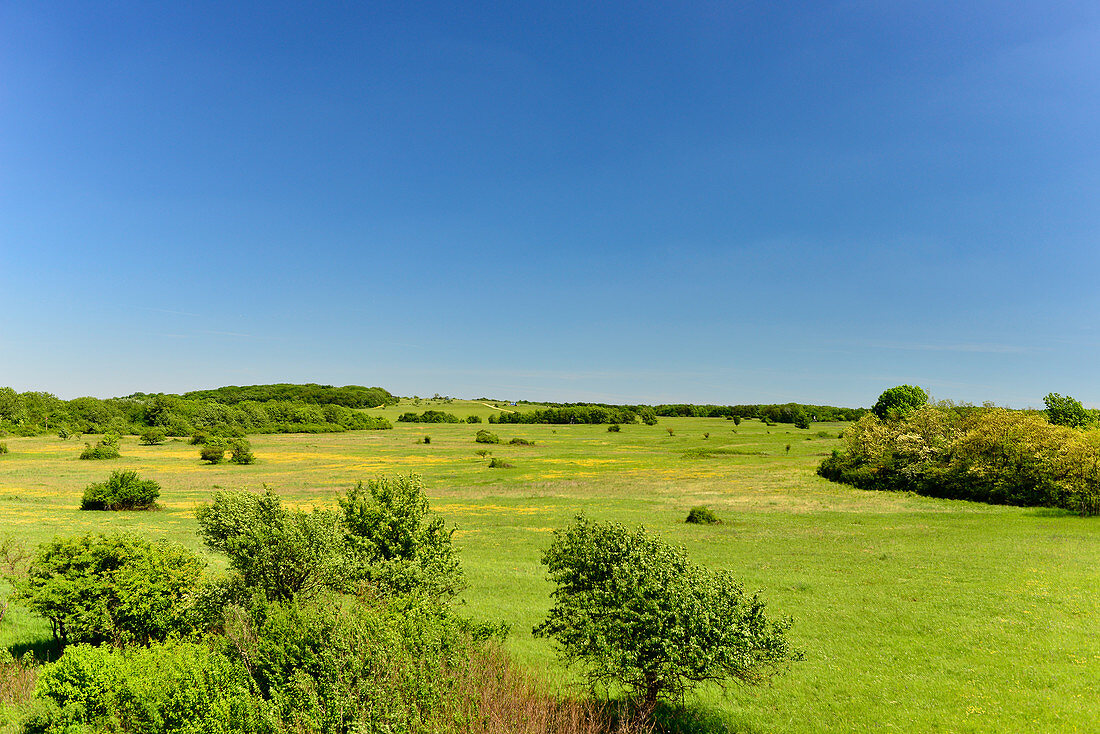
[201,442,226,464]
[79,439,120,460]
[465,415,482,424]
[474,449,490,457]
[81,470,160,511]
[190,431,211,445]
[1043,392,1094,428]
[488,458,513,468]
[793,412,810,429]
[607,424,621,433]
[196,488,342,603]
[0,442,7,455]
[535,517,799,706]
[508,437,534,446]
[228,438,255,465]
[685,506,720,524]
[420,435,431,444]
[139,428,167,445]
[30,641,266,733]
[475,429,501,444]
[19,533,204,645]
[733,415,742,426]
[338,474,464,600]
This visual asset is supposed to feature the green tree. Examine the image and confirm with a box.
[1043,392,1093,428]
[337,474,463,599]
[81,470,160,510]
[534,517,799,706]
[196,488,342,602]
[20,534,203,645]
[871,385,928,420]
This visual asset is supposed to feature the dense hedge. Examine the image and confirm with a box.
[490,405,644,425]
[652,403,866,423]
[397,410,462,423]
[818,407,1100,516]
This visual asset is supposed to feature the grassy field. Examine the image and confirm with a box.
[1,399,1097,732]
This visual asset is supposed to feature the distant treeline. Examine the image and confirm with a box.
[143,383,398,408]
[0,385,393,437]
[489,405,655,425]
[398,410,462,424]
[494,401,865,425]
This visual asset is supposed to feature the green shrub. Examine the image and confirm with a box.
[465,415,482,424]
[475,429,501,444]
[337,474,463,600]
[190,431,210,445]
[79,439,120,460]
[201,442,226,464]
[30,641,266,733]
[871,384,928,420]
[607,424,621,433]
[508,437,534,446]
[685,506,720,524]
[196,488,342,603]
[535,517,799,706]
[228,438,255,465]
[139,428,167,445]
[81,470,160,511]
[488,458,513,468]
[20,533,204,645]
[793,412,810,429]
[733,415,742,426]
[474,449,490,457]
[420,435,431,444]
[0,442,7,455]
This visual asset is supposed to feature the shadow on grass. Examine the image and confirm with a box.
[7,636,62,664]
[649,702,764,734]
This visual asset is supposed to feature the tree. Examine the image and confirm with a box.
[139,428,167,445]
[534,516,799,707]
[195,488,342,602]
[337,474,463,599]
[871,385,928,420]
[81,470,160,510]
[1043,393,1093,428]
[19,534,203,645]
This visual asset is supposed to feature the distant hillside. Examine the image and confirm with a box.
[176,383,398,408]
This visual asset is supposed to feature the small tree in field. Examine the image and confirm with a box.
[534,516,799,707]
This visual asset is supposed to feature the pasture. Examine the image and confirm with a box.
[1,399,1097,732]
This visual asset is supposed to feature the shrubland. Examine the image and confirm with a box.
[819,405,1100,515]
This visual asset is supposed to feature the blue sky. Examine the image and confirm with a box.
[2,1,1099,407]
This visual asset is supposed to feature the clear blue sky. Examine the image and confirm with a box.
[3,1,1099,407]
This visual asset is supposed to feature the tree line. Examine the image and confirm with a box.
[0,386,392,438]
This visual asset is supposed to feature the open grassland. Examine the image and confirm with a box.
[1,399,1097,732]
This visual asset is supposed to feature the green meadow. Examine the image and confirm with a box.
[2,399,1097,732]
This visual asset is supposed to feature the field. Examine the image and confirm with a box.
[2,399,1098,732]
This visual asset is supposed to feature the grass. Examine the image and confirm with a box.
[1,397,1097,732]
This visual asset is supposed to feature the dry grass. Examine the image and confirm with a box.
[454,645,654,734]
[0,652,35,708]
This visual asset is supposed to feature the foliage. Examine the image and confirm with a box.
[0,442,7,454]
[475,429,501,444]
[78,438,120,460]
[27,641,268,733]
[871,385,928,421]
[337,475,463,600]
[19,533,204,645]
[201,441,227,464]
[509,437,534,445]
[490,405,640,425]
[216,591,503,734]
[685,506,720,524]
[607,424,621,433]
[465,415,482,424]
[488,458,513,468]
[398,410,461,423]
[196,488,342,603]
[534,517,799,706]
[81,470,160,510]
[793,411,810,429]
[139,427,167,445]
[229,438,255,465]
[818,407,1100,515]
[176,382,397,408]
[1043,392,1094,428]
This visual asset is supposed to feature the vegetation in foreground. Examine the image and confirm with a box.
[3,474,791,732]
